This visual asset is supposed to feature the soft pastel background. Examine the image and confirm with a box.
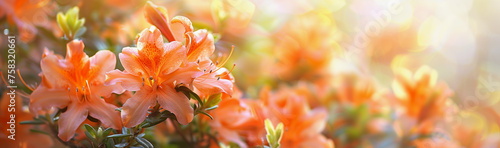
[1,0,500,147]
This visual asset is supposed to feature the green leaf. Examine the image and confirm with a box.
[97,127,103,136]
[200,111,214,120]
[85,131,97,144]
[66,7,77,28]
[265,119,283,148]
[102,128,113,137]
[135,137,154,148]
[56,13,69,35]
[83,124,97,137]
[73,19,83,30]
[137,133,145,138]
[265,119,274,136]
[74,26,86,39]
[107,134,132,138]
[275,123,284,142]
[105,138,115,148]
[206,93,222,108]
[29,129,50,135]
[141,110,176,128]
[205,105,219,111]
[114,142,129,148]
[79,18,85,28]
[122,127,129,134]
[20,120,45,125]
[175,85,203,105]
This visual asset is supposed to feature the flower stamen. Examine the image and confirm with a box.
[17,69,35,91]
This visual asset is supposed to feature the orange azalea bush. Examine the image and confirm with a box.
[0,0,499,148]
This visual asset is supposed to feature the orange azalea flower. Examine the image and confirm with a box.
[145,1,213,47]
[145,1,213,63]
[105,26,202,127]
[411,134,460,148]
[452,123,483,147]
[0,91,54,148]
[260,87,334,148]
[193,59,234,97]
[366,27,421,65]
[333,73,376,106]
[29,40,122,141]
[208,98,266,147]
[0,0,54,42]
[273,11,341,81]
[392,66,453,134]
[145,1,234,98]
[185,29,234,97]
[178,22,234,97]
[144,1,181,42]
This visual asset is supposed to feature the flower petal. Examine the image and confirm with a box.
[40,51,72,88]
[119,47,146,75]
[121,88,157,127]
[88,50,116,83]
[137,26,164,51]
[194,75,233,96]
[217,126,247,148]
[65,40,90,68]
[58,103,88,141]
[161,62,202,87]
[292,108,327,137]
[157,86,194,125]
[87,95,122,129]
[105,70,142,92]
[93,83,125,98]
[144,1,176,41]
[29,86,70,116]
[187,29,215,62]
[159,41,187,75]
[297,135,334,148]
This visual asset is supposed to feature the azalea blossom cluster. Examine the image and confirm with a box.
[27,1,234,144]
[1,0,498,148]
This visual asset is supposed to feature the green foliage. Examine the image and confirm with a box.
[175,84,222,120]
[57,7,86,40]
[105,127,154,148]
[264,119,284,148]
[83,124,116,148]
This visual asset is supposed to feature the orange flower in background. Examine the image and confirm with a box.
[105,26,202,127]
[333,73,376,106]
[208,98,266,147]
[366,28,421,64]
[0,92,54,148]
[392,66,453,135]
[260,87,334,148]
[0,0,54,42]
[273,11,341,81]
[411,135,460,148]
[29,40,122,141]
